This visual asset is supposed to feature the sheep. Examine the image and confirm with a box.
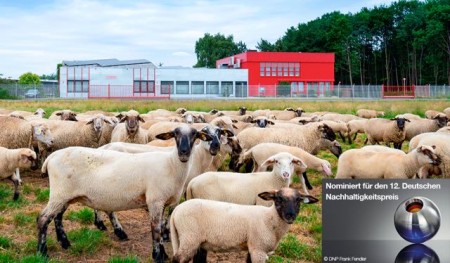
[346,119,368,144]
[402,113,422,120]
[237,143,332,195]
[0,116,53,150]
[360,145,406,154]
[444,107,450,119]
[171,187,318,263]
[364,116,410,149]
[425,110,444,119]
[319,120,348,142]
[320,113,361,123]
[219,106,248,116]
[269,107,304,120]
[404,113,448,142]
[111,110,147,144]
[356,109,384,118]
[251,115,275,128]
[48,109,78,121]
[409,132,450,177]
[37,125,212,262]
[40,115,111,152]
[0,147,38,200]
[290,115,320,124]
[237,122,336,155]
[187,152,307,207]
[335,145,440,179]
[437,125,450,133]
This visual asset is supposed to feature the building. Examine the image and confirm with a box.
[59,52,334,99]
[216,51,335,97]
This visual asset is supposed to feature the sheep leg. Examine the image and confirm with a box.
[93,210,108,231]
[246,253,252,263]
[353,133,358,141]
[338,131,346,142]
[347,133,353,144]
[244,158,254,173]
[249,249,267,263]
[54,205,71,249]
[10,171,21,201]
[108,212,128,240]
[37,202,66,257]
[149,202,168,263]
[162,206,174,242]
[192,247,208,263]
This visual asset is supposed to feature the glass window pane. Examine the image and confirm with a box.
[148,81,155,93]
[221,81,233,97]
[83,80,89,92]
[75,81,82,92]
[176,81,189,94]
[206,81,219,94]
[68,80,74,92]
[134,81,140,92]
[271,64,277,76]
[161,81,173,94]
[192,81,204,94]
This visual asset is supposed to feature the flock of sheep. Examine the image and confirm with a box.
[0,104,449,262]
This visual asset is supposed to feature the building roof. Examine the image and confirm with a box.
[62,59,153,67]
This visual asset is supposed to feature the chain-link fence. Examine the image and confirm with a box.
[0,83,59,99]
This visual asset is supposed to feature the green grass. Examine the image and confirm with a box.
[0,252,15,263]
[22,237,57,254]
[108,255,139,263]
[275,234,321,262]
[0,236,13,249]
[34,188,50,203]
[67,208,95,225]
[67,228,107,255]
[0,185,13,202]
[13,212,35,227]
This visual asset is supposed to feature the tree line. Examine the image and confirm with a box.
[195,0,450,85]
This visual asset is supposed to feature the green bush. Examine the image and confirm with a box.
[0,88,15,99]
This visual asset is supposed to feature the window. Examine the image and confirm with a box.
[259,62,300,77]
[283,63,288,76]
[295,63,300,76]
[176,81,189,94]
[260,63,265,76]
[161,81,173,94]
[277,63,282,76]
[206,81,219,94]
[221,81,233,97]
[191,81,204,94]
[134,81,154,93]
[67,80,89,93]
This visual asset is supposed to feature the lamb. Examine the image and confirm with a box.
[409,132,450,177]
[404,113,448,142]
[37,125,212,262]
[48,109,78,121]
[0,147,38,200]
[347,119,368,144]
[187,152,307,206]
[111,110,148,144]
[236,122,336,155]
[0,116,53,150]
[171,187,318,263]
[356,109,384,118]
[425,110,444,119]
[364,116,410,149]
[237,143,332,194]
[335,145,440,179]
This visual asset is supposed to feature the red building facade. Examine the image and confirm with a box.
[216,51,335,97]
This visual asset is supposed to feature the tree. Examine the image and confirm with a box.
[18,72,41,85]
[256,39,275,51]
[0,73,15,84]
[194,33,247,68]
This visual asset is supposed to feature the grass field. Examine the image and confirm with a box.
[0,99,448,263]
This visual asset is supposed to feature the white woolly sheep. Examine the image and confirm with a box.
[346,119,368,144]
[0,116,53,150]
[425,110,444,119]
[320,113,361,123]
[0,147,37,200]
[238,143,332,195]
[187,152,307,207]
[364,116,410,149]
[444,107,450,119]
[111,110,148,144]
[404,114,448,142]
[356,109,384,118]
[37,125,212,262]
[402,113,422,120]
[335,145,440,179]
[409,132,450,177]
[237,122,336,155]
[48,109,78,121]
[171,187,318,263]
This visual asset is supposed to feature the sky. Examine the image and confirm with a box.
[0,0,395,79]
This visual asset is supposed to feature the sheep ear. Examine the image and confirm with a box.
[34,111,38,115]
[55,112,62,116]
[86,119,94,125]
[298,120,307,125]
[197,131,213,142]
[258,190,277,201]
[33,125,43,135]
[232,124,238,129]
[231,119,238,123]
[138,116,145,123]
[300,195,319,204]
[119,117,127,123]
[431,145,436,149]
[250,120,257,123]
[267,120,275,125]
[221,129,235,138]
[261,157,276,168]
[292,158,307,169]
[115,113,124,119]
[155,131,175,140]
[417,146,424,153]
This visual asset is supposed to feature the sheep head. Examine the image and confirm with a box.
[416,145,441,166]
[19,148,38,170]
[433,114,448,128]
[155,125,212,162]
[391,115,410,131]
[32,124,53,148]
[258,188,319,224]
[119,110,144,135]
[318,123,336,141]
[261,152,307,181]
[238,106,247,116]
[56,110,78,121]
[251,116,274,128]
